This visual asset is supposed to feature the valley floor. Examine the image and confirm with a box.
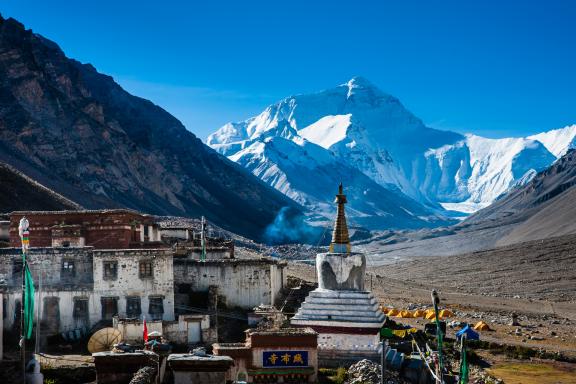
[287,233,576,380]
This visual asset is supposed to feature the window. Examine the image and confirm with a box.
[73,298,89,323]
[12,260,23,277]
[101,297,118,320]
[126,297,141,318]
[103,261,118,280]
[148,297,164,320]
[62,260,75,279]
[139,261,153,279]
[42,297,61,333]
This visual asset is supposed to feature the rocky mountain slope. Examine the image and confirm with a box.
[208,78,575,226]
[0,161,81,212]
[467,148,576,245]
[356,149,576,260]
[0,15,297,241]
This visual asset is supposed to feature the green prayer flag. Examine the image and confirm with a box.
[380,328,394,338]
[460,340,469,384]
[201,236,206,261]
[24,261,35,340]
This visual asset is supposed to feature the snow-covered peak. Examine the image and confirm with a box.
[528,124,576,158]
[207,79,574,222]
[346,76,374,88]
[208,77,426,153]
[298,114,352,149]
[344,76,380,97]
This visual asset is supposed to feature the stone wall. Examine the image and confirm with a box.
[93,249,175,321]
[0,247,93,289]
[0,247,175,334]
[173,259,286,309]
[114,315,216,346]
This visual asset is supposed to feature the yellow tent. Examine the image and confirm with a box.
[412,309,426,318]
[439,309,454,318]
[391,328,418,338]
[387,308,399,316]
[396,310,414,318]
[473,321,491,331]
[425,311,436,320]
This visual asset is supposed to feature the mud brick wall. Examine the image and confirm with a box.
[9,210,156,249]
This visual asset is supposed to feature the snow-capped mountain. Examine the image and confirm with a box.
[207,77,575,228]
[228,133,449,229]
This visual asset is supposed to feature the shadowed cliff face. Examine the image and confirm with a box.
[0,15,298,241]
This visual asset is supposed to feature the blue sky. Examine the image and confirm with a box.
[3,1,575,140]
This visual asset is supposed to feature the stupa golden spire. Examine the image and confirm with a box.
[329,183,351,253]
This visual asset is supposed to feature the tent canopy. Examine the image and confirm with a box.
[396,310,414,318]
[456,325,479,341]
[439,309,454,318]
[387,309,399,316]
[412,310,425,318]
[473,321,491,331]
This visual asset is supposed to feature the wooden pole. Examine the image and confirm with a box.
[19,216,30,384]
[21,250,26,384]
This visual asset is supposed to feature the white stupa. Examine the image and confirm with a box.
[291,184,385,365]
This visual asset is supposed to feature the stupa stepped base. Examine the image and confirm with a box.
[291,289,385,329]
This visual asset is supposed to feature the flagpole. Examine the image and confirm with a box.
[19,217,30,384]
[431,289,444,384]
[21,249,26,383]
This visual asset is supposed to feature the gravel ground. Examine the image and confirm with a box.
[287,234,576,359]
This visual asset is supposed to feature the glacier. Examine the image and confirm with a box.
[207,77,575,229]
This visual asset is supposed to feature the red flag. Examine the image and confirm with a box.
[143,318,148,343]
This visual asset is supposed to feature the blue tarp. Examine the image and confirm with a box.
[456,325,479,341]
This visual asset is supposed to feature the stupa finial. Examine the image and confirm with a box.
[329,183,351,253]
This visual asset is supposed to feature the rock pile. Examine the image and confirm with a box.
[345,359,405,384]
[129,366,157,384]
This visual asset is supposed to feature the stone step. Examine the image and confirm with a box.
[308,290,376,299]
[300,299,379,308]
[295,308,383,318]
[300,303,380,313]
[292,313,384,323]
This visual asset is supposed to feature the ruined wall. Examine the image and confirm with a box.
[93,249,175,321]
[0,247,93,289]
[0,247,94,333]
[173,259,286,309]
[1,247,175,334]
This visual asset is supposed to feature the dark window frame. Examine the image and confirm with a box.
[126,296,142,318]
[73,297,89,322]
[148,297,164,320]
[12,260,23,277]
[61,260,75,278]
[139,261,153,279]
[103,261,118,281]
[101,296,119,320]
